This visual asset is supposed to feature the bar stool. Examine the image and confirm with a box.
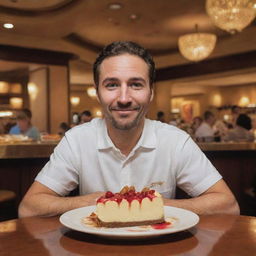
[0,190,17,221]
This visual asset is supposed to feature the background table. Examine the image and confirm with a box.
[0,214,255,256]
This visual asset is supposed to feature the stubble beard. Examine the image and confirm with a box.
[106,107,145,131]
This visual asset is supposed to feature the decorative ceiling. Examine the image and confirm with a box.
[0,0,256,93]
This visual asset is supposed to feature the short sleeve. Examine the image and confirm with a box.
[174,136,222,197]
[35,134,80,196]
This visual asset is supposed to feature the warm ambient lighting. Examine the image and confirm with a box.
[212,94,222,107]
[206,0,256,33]
[223,114,230,121]
[28,82,38,100]
[0,81,9,93]
[10,83,22,93]
[87,87,97,98]
[10,97,23,109]
[108,3,122,10]
[70,96,80,106]
[178,25,217,62]
[0,111,13,117]
[239,96,250,106]
[3,23,14,29]
[171,108,180,113]
[95,109,102,117]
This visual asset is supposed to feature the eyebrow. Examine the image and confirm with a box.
[102,77,119,84]
[102,77,147,84]
[129,77,147,83]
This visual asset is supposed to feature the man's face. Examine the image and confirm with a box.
[17,118,30,132]
[97,54,153,130]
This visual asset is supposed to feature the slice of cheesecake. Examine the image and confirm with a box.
[95,186,164,228]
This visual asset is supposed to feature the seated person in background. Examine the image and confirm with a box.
[18,41,239,218]
[230,105,240,128]
[191,116,203,135]
[58,122,70,137]
[223,114,254,142]
[213,119,228,137]
[195,111,217,142]
[79,110,92,124]
[9,108,40,140]
[156,111,166,123]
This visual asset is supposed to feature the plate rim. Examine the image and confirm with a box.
[59,205,199,238]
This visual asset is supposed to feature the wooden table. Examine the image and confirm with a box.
[0,214,255,256]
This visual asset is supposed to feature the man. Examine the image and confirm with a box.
[195,110,217,142]
[79,110,92,124]
[19,41,239,217]
[156,111,166,123]
[9,108,40,141]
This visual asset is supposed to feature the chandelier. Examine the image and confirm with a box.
[206,0,256,34]
[178,25,217,62]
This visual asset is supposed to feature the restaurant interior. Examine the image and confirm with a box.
[0,0,256,227]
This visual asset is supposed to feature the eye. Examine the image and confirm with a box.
[130,82,143,89]
[105,83,119,89]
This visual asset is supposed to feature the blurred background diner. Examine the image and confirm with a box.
[9,108,40,140]
[0,0,256,220]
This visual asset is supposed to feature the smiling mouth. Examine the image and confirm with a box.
[110,107,140,112]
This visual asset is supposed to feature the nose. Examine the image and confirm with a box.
[118,84,131,104]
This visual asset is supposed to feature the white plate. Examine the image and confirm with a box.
[59,206,199,239]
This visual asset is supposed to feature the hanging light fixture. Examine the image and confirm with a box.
[206,0,256,34]
[178,24,217,62]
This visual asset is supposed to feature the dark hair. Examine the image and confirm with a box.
[203,111,214,121]
[81,110,92,117]
[59,122,70,132]
[157,111,164,118]
[236,114,252,130]
[17,108,32,120]
[93,41,155,87]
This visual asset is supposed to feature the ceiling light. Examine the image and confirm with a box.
[87,87,97,98]
[108,3,122,10]
[3,23,14,29]
[206,0,256,33]
[178,25,217,62]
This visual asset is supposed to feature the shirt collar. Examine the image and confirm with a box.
[97,118,157,150]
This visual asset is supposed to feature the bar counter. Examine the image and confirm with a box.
[198,141,256,151]
[0,141,59,215]
[0,141,57,159]
[0,141,255,217]
[1,141,255,159]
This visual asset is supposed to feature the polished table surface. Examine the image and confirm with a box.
[0,214,255,256]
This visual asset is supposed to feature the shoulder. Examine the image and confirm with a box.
[65,118,103,141]
[9,125,19,133]
[30,126,39,132]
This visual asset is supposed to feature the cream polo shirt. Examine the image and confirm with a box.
[35,118,222,198]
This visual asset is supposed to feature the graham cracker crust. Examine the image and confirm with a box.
[97,217,165,228]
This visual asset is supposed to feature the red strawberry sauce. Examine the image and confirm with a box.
[97,190,156,205]
[152,222,171,229]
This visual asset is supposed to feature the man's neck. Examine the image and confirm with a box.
[106,120,145,156]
